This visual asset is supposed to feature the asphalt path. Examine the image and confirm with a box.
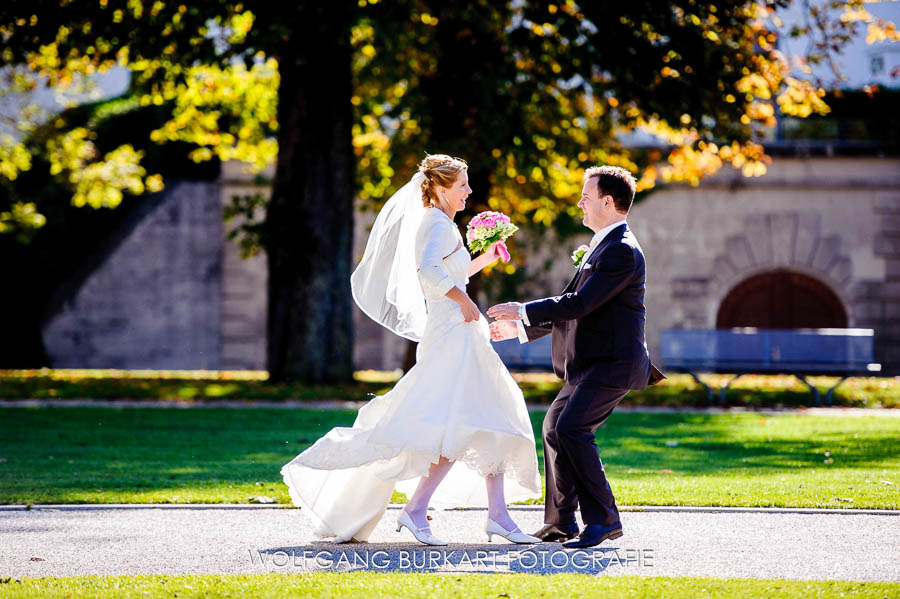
[1,505,897,580]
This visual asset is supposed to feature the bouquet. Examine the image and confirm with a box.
[466,211,518,263]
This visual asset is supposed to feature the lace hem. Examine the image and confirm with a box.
[286,432,541,496]
[441,445,536,487]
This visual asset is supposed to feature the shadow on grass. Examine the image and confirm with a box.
[3,371,899,407]
[530,411,900,473]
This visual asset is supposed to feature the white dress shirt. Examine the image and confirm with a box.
[515,219,627,343]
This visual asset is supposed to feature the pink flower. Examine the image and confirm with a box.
[467,211,517,255]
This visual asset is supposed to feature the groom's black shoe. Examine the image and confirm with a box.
[531,522,579,542]
[561,522,623,548]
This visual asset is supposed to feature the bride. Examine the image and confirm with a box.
[281,154,542,545]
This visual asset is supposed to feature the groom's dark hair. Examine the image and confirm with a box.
[584,165,636,214]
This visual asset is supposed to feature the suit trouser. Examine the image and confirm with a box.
[542,381,629,527]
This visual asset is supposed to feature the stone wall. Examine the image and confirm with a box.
[43,181,224,369]
[871,192,900,370]
[41,163,409,372]
[218,161,268,370]
[624,157,900,374]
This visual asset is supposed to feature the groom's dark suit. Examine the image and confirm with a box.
[523,222,665,528]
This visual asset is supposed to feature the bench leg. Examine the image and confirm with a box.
[719,374,744,404]
[794,373,820,406]
[825,376,848,406]
[685,371,714,404]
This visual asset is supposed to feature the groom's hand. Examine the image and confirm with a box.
[487,302,522,321]
[490,320,518,341]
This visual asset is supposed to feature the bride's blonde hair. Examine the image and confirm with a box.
[418,154,467,208]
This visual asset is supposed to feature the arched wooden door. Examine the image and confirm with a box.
[717,270,848,329]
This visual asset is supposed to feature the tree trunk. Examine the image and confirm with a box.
[0,286,48,367]
[401,339,416,373]
[266,9,355,382]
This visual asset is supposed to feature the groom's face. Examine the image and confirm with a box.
[578,176,609,232]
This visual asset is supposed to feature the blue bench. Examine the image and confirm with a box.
[660,328,882,405]
[492,334,554,370]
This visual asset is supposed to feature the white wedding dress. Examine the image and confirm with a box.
[281,207,542,542]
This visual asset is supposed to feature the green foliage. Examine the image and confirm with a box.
[222,191,268,258]
[0,132,32,180]
[0,0,242,238]
[149,59,280,171]
[2,1,889,241]
[0,91,220,250]
[0,200,44,243]
[351,1,827,220]
[46,126,164,208]
[344,0,896,297]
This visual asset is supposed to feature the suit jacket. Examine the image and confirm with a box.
[523,223,666,390]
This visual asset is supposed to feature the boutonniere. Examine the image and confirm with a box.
[571,244,590,269]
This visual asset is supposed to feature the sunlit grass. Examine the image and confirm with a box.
[0,369,395,402]
[3,572,897,599]
[1,407,896,508]
[0,369,271,380]
[354,369,404,383]
[1,370,898,407]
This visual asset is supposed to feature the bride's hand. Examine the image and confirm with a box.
[486,241,509,263]
[459,294,480,322]
[445,286,480,322]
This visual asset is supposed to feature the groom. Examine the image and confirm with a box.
[487,165,665,548]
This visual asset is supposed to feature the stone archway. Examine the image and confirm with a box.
[697,211,855,330]
[716,269,848,329]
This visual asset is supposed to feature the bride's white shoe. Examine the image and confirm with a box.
[485,517,541,543]
[396,509,448,546]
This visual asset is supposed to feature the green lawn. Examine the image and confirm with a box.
[1,407,897,508]
[2,369,899,408]
[1,573,896,599]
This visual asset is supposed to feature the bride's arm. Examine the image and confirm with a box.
[467,242,503,277]
[417,221,457,296]
[417,220,480,322]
